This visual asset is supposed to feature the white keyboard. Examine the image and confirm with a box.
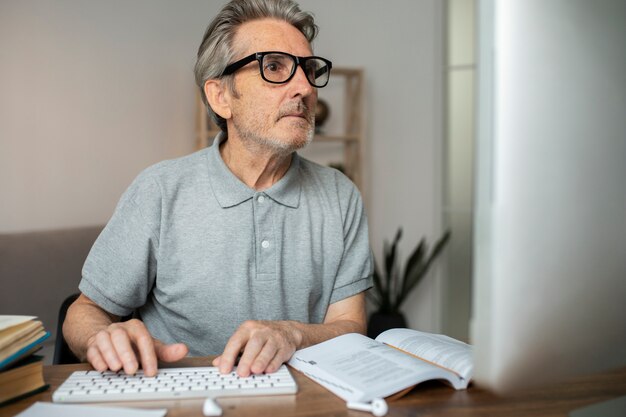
[52,365,297,403]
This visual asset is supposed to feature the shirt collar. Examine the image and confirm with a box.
[206,132,301,209]
[264,152,301,209]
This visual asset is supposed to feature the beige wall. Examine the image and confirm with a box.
[0,0,216,233]
[1,1,448,332]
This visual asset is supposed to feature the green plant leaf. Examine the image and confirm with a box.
[400,238,426,298]
[369,228,451,314]
[370,259,388,310]
[384,228,402,284]
[396,231,451,309]
[380,229,401,310]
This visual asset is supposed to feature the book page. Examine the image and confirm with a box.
[0,320,42,350]
[0,316,36,333]
[289,333,463,402]
[375,328,473,381]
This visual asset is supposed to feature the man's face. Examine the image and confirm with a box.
[226,19,317,154]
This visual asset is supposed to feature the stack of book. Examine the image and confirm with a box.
[0,316,50,406]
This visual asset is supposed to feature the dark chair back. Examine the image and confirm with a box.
[53,293,81,365]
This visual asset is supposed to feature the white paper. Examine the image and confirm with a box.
[375,328,474,380]
[0,315,36,332]
[15,402,167,417]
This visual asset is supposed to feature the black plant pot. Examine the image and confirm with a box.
[367,312,407,338]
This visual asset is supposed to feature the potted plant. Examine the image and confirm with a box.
[367,228,451,338]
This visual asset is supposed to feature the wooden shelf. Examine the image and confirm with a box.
[196,67,364,189]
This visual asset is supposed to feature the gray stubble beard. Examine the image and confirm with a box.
[233,100,315,157]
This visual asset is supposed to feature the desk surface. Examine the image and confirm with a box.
[2,358,626,417]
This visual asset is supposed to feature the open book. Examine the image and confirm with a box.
[287,328,473,403]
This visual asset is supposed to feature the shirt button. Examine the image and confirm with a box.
[258,195,265,203]
[261,240,270,249]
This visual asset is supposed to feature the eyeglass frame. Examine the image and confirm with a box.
[220,51,333,88]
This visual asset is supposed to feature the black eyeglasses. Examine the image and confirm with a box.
[221,51,333,88]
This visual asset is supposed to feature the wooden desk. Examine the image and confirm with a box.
[2,358,626,417]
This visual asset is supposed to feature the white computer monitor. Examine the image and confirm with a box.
[471,0,626,392]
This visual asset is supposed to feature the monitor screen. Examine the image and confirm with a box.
[471,0,626,392]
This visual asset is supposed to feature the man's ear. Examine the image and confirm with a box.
[204,79,232,120]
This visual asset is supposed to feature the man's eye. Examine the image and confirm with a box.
[265,61,282,72]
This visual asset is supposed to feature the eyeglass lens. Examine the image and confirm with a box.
[262,53,329,87]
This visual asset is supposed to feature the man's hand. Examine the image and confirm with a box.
[64,294,189,377]
[213,293,368,377]
[85,319,188,377]
[212,320,302,377]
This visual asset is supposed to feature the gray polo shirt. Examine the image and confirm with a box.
[79,133,373,355]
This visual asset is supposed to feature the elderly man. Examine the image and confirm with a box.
[64,0,372,378]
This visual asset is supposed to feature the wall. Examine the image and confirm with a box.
[0,1,446,332]
[0,0,216,233]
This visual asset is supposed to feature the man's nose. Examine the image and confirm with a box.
[289,64,315,97]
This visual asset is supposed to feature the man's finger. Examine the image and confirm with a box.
[125,325,158,376]
[211,356,221,367]
[109,327,139,375]
[265,348,288,374]
[219,332,247,374]
[86,344,108,373]
[156,342,189,363]
[249,339,278,375]
[94,331,122,372]
[237,336,267,377]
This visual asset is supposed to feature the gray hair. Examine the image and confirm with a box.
[194,0,318,132]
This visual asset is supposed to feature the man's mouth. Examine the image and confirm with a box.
[277,101,313,123]
[284,113,307,119]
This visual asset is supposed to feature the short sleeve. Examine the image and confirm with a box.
[79,170,162,317]
[329,178,374,304]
